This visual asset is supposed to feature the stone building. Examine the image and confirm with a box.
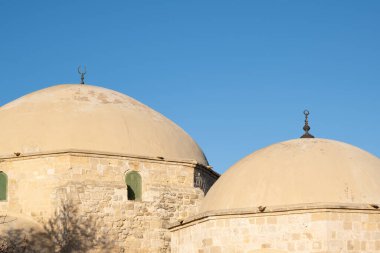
[0,83,380,253]
[170,135,380,252]
[0,84,219,252]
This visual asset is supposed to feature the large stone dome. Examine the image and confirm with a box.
[0,84,208,165]
[201,138,380,212]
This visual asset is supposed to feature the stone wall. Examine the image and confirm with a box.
[170,207,380,253]
[194,165,219,195]
[0,151,219,252]
[0,154,71,218]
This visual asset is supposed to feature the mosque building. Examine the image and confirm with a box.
[0,83,379,253]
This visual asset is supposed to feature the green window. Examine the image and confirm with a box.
[125,171,142,201]
[0,172,7,201]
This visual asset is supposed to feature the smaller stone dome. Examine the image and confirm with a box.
[0,215,42,233]
[0,215,53,252]
[200,138,380,213]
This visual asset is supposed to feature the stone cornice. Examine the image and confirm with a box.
[169,202,380,231]
[0,149,214,170]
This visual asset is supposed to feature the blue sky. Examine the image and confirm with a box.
[0,1,379,173]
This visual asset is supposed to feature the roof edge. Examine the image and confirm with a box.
[169,202,380,230]
[0,148,213,169]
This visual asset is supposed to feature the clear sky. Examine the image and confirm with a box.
[0,1,379,173]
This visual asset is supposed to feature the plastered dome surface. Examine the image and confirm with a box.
[0,215,42,233]
[200,138,380,212]
[0,84,208,165]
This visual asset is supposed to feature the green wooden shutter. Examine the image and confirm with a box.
[126,172,141,201]
[0,172,7,201]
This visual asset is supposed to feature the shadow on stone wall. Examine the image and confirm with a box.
[194,166,219,195]
[0,201,112,253]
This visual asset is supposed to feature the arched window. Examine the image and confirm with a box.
[125,171,142,201]
[0,172,7,201]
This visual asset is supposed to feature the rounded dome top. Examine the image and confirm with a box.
[0,84,208,165]
[201,138,380,212]
[0,215,42,233]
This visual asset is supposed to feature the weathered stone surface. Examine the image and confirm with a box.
[170,210,380,253]
[0,152,219,252]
